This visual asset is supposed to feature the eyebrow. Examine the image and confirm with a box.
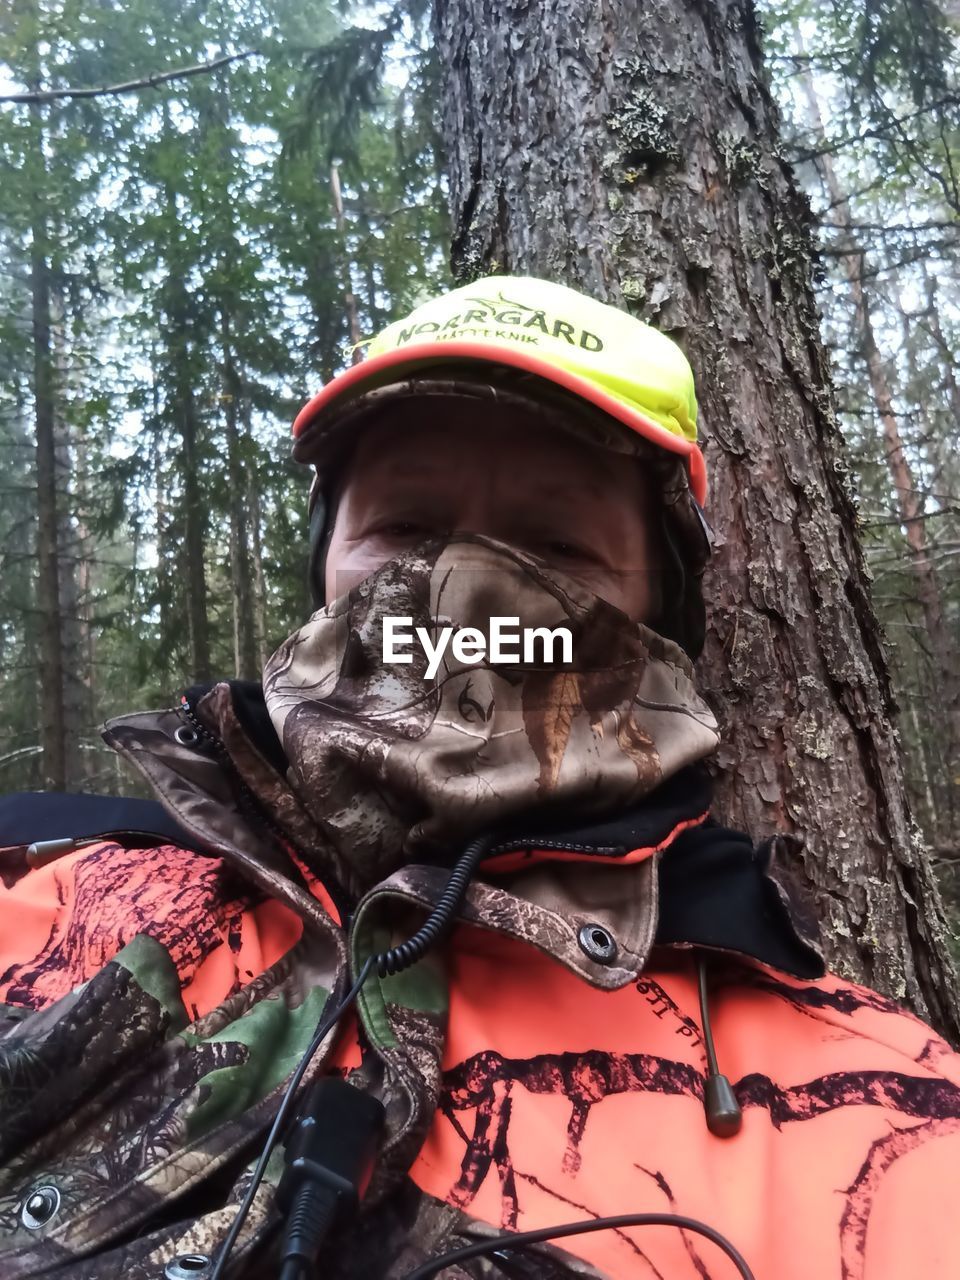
[530,477,612,505]
[354,442,633,505]
[362,468,610,507]
[358,463,450,491]
[359,455,445,482]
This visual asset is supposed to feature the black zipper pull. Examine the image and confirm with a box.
[26,836,101,868]
[696,954,742,1138]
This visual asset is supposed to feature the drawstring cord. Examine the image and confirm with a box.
[696,953,743,1138]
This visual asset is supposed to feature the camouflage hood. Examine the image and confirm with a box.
[261,536,720,897]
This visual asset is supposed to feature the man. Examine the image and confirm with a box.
[1,275,958,1279]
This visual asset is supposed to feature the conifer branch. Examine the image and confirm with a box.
[0,49,260,105]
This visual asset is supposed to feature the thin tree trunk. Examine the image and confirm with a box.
[906,693,939,838]
[28,98,66,791]
[246,417,270,671]
[75,434,96,742]
[355,184,385,333]
[202,66,257,681]
[149,348,174,681]
[434,0,960,1039]
[918,268,960,478]
[179,350,211,682]
[896,290,960,846]
[221,314,258,679]
[160,106,210,682]
[51,283,92,788]
[330,164,363,362]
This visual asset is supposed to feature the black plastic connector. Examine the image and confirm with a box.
[276,1078,385,1279]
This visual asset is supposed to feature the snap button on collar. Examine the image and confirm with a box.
[164,1255,211,1279]
[20,1185,60,1229]
[578,922,618,964]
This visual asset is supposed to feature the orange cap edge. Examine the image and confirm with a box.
[291,341,708,506]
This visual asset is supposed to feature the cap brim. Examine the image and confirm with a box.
[292,341,707,506]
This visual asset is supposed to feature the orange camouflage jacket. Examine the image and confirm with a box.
[1,685,959,1279]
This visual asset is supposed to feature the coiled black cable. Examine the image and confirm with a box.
[208,833,493,1280]
[402,1212,756,1279]
[376,833,492,975]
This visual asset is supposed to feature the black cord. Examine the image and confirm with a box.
[376,834,492,976]
[207,956,375,1280]
[207,833,492,1279]
[696,955,720,1077]
[402,1212,756,1280]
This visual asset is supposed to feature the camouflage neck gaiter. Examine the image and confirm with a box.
[262,536,719,898]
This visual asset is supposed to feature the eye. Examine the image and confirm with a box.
[545,540,585,559]
[531,536,596,563]
[384,520,426,536]
[371,518,432,539]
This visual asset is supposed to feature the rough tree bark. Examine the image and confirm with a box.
[433,0,960,1040]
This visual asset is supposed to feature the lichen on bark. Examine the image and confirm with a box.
[433,0,960,1040]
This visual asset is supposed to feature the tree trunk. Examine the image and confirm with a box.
[160,104,211,683]
[180,363,211,681]
[28,99,67,791]
[245,412,270,671]
[895,287,960,849]
[221,314,258,680]
[202,69,258,681]
[918,268,960,493]
[330,164,364,363]
[906,693,939,841]
[149,347,175,684]
[51,283,93,789]
[433,0,960,1039]
[172,289,211,683]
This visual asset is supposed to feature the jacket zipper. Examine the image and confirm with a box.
[484,835,625,857]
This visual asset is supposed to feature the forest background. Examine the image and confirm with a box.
[2,2,959,952]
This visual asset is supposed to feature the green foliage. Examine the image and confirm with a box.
[291,15,403,161]
[760,0,960,908]
[0,0,449,792]
[834,0,953,108]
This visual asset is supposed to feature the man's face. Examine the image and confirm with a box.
[323,398,662,622]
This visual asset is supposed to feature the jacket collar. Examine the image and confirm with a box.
[101,680,823,984]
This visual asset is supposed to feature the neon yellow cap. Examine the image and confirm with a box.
[293,275,706,503]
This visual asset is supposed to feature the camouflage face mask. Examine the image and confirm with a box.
[263,535,719,896]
